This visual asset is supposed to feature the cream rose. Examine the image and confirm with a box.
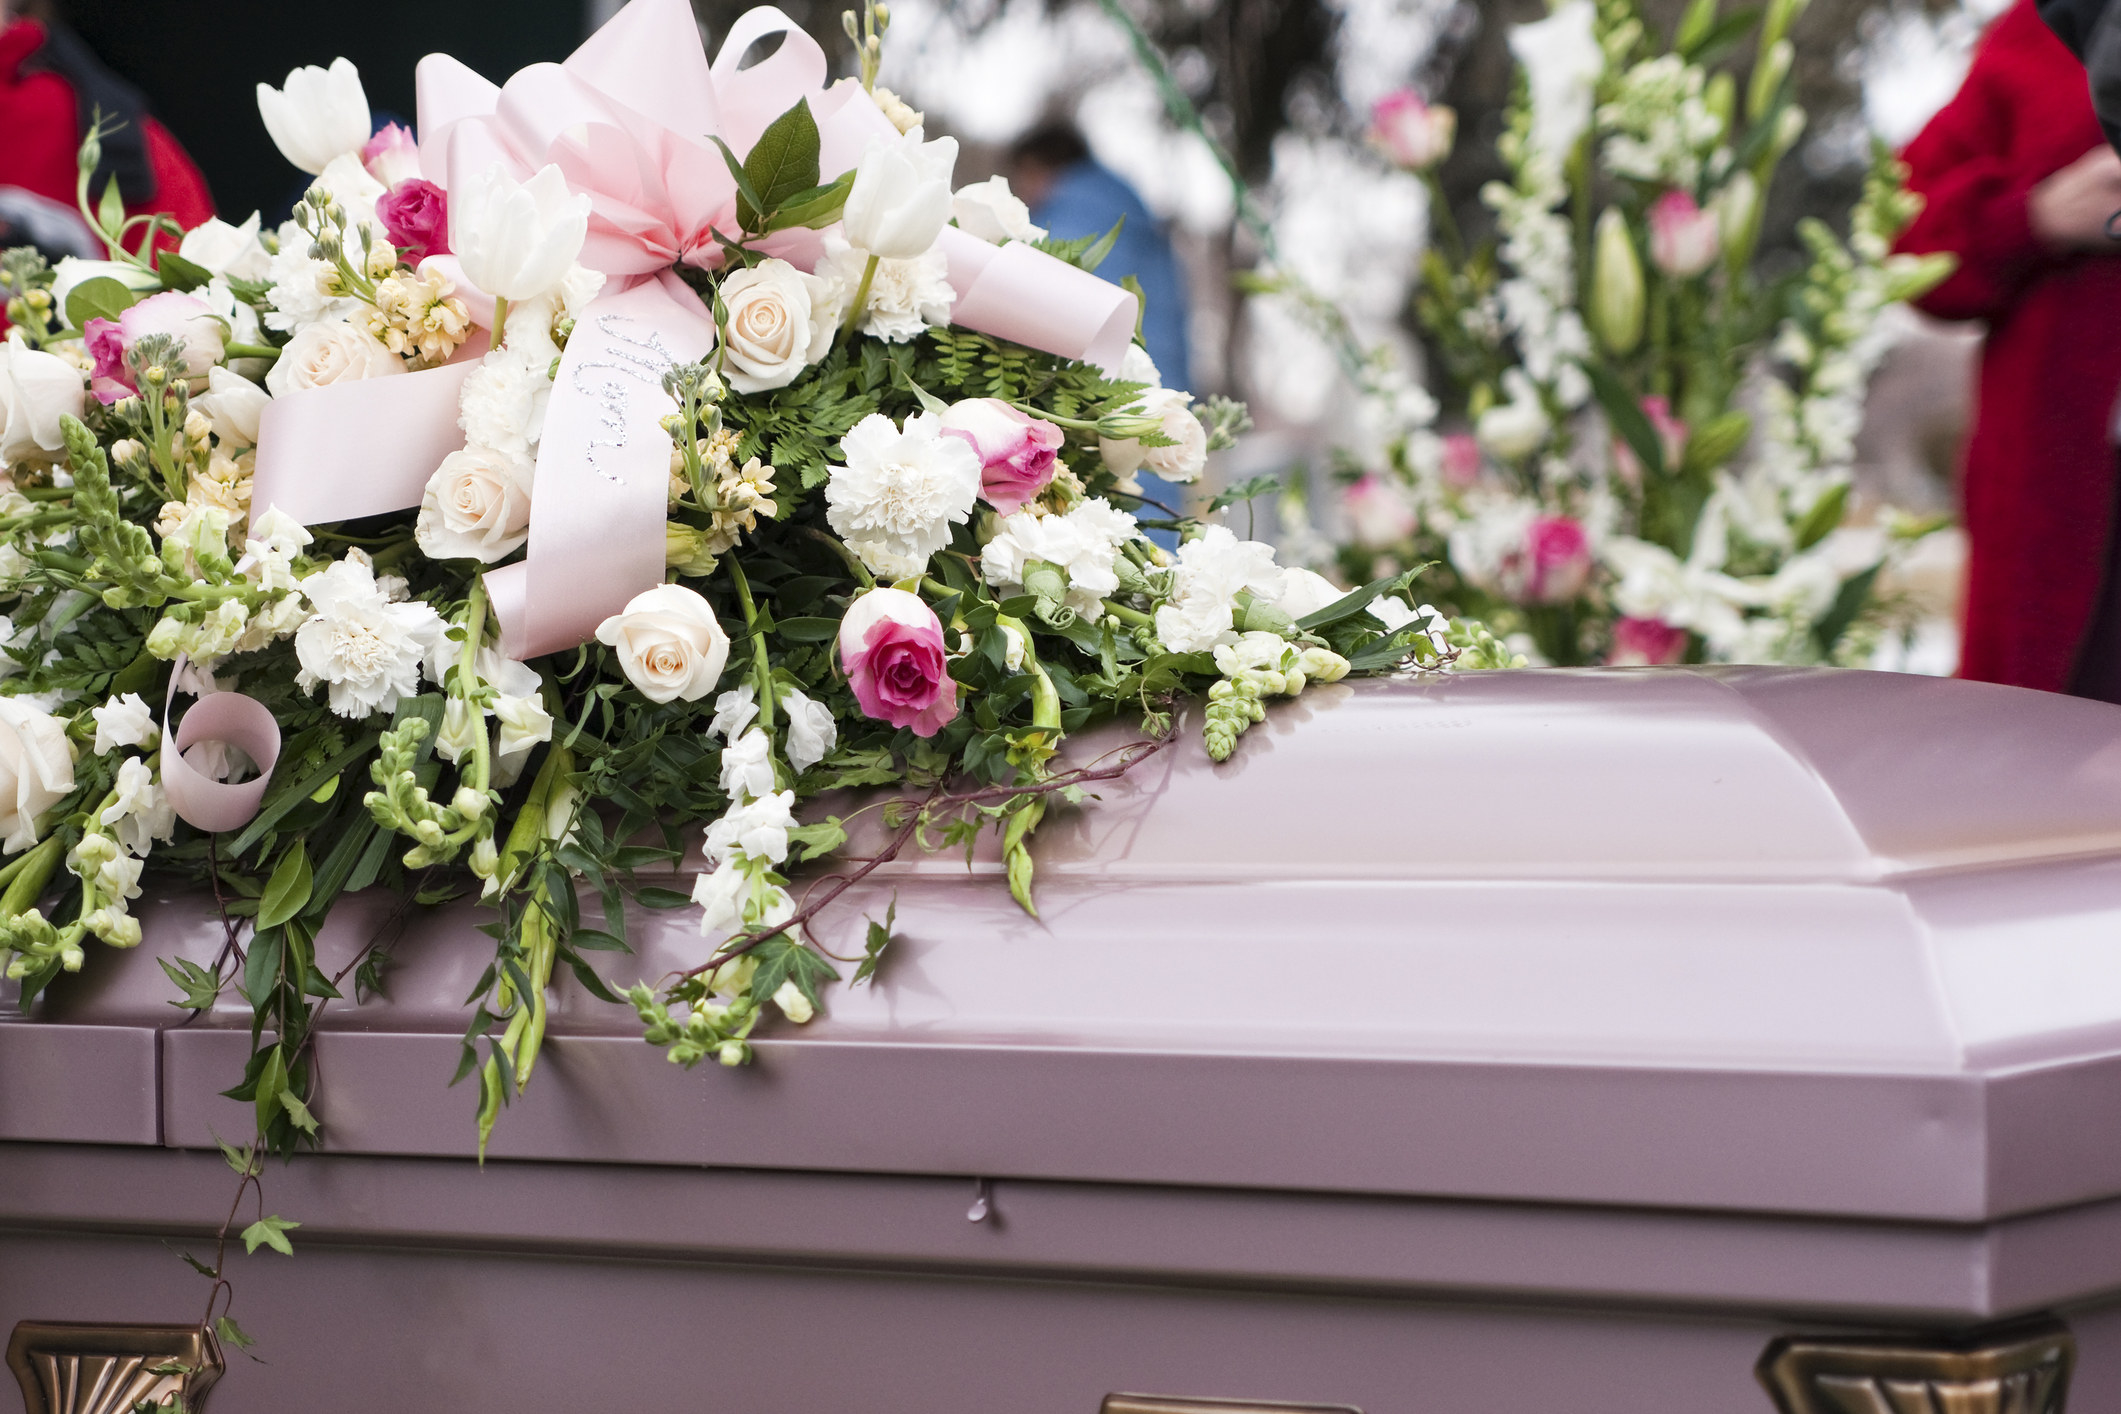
[0,696,76,854]
[1100,388,1208,484]
[717,258,835,395]
[414,446,534,563]
[265,318,405,396]
[593,584,731,703]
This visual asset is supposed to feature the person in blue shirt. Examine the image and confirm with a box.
[1010,122,1192,540]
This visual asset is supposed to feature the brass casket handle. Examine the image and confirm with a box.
[6,1322,224,1414]
[1102,1396,1363,1414]
[1757,1320,2074,1414]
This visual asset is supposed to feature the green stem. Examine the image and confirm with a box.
[1,835,65,918]
[490,295,510,349]
[1103,600,1153,628]
[726,558,775,734]
[221,343,281,364]
[838,254,880,340]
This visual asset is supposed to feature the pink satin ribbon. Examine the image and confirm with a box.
[161,658,283,834]
[249,0,1143,667]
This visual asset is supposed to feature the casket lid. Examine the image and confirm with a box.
[25,667,2121,1225]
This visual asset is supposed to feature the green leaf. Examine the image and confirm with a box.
[739,98,824,232]
[1078,215,1125,273]
[749,931,839,1009]
[252,1045,287,1138]
[1792,480,1848,551]
[96,174,123,235]
[787,817,847,862]
[852,897,895,986]
[709,136,770,229]
[1294,565,1435,632]
[156,250,211,293]
[240,1214,300,1257]
[1810,561,1882,657]
[214,1316,256,1351]
[1581,360,1664,479]
[256,843,312,931]
[1208,473,1281,514]
[1683,5,1764,63]
[64,275,137,330]
[213,1134,256,1176]
[632,886,693,910]
[569,928,631,953]
[240,929,283,1011]
[278,1089,319,1135]
[774,616,842,642]
[174,1248,217,1278]
[759,170,853,234]
[157,956,223,1011]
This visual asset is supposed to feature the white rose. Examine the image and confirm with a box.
[779,687,838,775]
[593,583,731,704]
[257,57,372,176]
[178,214,272,282]
[266,318,405,396]
[0,333,85,466]
[952,176,1046,244]
[192,367,271,448]
[1101,388,1208,484]
[414,446,534,563]
[717,258,834,395]
[843,126,959,260]
[450,163,591,305]
[0,696,75,855]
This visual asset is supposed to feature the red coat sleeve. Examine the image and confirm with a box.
[142,118,215,239]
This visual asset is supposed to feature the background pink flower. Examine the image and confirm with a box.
[1367,90,1456,171]
[838,587,959,737]
[1608,616,1689,665]
[1439,433,1482,489]
[1343,473,1417,548]
[1519,515,1592,604]
[939,397,1062,515]
[378,180,451,263]
[1648,190,1721,278]
[1611,395,1688,482]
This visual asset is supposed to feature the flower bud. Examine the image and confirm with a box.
[452,786,487,819]
[470,836,499,878]
[145,617,184,658]
[1590,208,1644,356]
[1716,172,1761,271]
[718,1039,748,1067]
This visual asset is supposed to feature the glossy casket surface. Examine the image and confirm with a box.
[8,667,2121,1414]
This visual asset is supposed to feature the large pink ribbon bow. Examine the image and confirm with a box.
[251,0,1142,666]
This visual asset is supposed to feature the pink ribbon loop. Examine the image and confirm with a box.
[160,660,283,835]
[250,0,1143,666]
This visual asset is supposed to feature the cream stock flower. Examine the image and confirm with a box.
[266,319,406,396]
[717,258,835,395]
[257,58,372,176]
[414,446,534,563]
[824,412,982,578]
[0,696,75,854]
[363,268,472,368]
[593,584,730,704]
[450,163,592,304]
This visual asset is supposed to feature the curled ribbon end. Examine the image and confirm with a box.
[161,659,283,835]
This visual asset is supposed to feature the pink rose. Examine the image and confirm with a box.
[85,291,225,404]
[1648,190,1720,278]
[1367,90,1456,172]
[377,179,451,263]
[1608,616,1689,666]
[360,122,422,188]
[1439,432,1482,489]
[938,397,1063,515]
[1510,515,1592,604]
[1610,395,1688,483]
[838,587,959,737]
[1343,473,1417,549]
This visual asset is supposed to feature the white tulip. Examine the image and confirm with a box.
[0,334,85,467]
[842,127,959,260]
[450,164,592,305]
[257,57,372,176]
[192,367,271,448]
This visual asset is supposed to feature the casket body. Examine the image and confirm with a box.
[5,667,2121,1413]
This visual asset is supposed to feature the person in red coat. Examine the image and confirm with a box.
[0,0,212,261]
[1896,0,2121,699]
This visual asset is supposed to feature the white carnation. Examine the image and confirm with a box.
[815,234,953,343]
[293,554,445,718]
[824,411,982,578]
[1153,526,1283,653]
[979,498,1138,620]
[457,346,553,460]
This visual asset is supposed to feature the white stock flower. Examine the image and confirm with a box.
[450,163,592,304]
[0,334,85,467]
[263,221,359,333]
[178,214,272,282]
[952,176,1046,244]
[265,319,405,397]
[815,235,952,344]
[414,446,534,563]
[100,756,174,858]
[979,498,1139,620]
[709,683,758,742]
[0,696,75,854]
[1510,1,1602,161]
[593,583,731,704]
[843,127,959,260]
[692,862,748,937]
[313,153,388,228]
[294,555,445,718]
[703,788,797,867]
[717,258,835,395]
[257,58,371,175]
[1153,526,1283,653]
[824,412,982,578]
[193,367,270,448]
[1272,567,1350,621]
[780,687,837,774]
[492,692,552,788]
[1100,388,1208,485]
[720,727,777,802]
[90,693,157,755]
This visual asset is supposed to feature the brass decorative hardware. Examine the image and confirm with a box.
[1757,1320,2073,1414]
[1102,1396,1362,1414]
[6,1323,223,1414]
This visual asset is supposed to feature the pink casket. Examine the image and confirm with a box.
[3,667,2118,1413]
